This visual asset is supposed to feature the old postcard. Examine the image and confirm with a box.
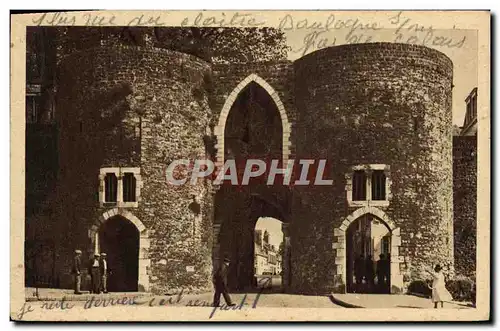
[10,10,490,322]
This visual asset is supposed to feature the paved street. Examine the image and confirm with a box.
[331,293,473,309]
[25,287,340,308]
[25,287,474,310]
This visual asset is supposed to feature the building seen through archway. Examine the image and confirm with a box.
[254,217,283,291]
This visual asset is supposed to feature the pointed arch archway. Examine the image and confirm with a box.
[333,206,404,293]
[213,74,292,168]
[88,208,150,291]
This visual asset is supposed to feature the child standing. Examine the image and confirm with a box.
[427,264,453,308]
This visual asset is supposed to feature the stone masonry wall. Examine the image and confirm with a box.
[292,43,454,293]
[453,136,477,276]
[56,44,213,293]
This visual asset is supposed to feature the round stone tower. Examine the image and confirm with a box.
[291,43,454,293]
[56,36,214,293]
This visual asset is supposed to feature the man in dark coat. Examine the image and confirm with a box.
[365,255,375,291]
[384,254,391,287]
[354,254,365,292]
[99,253,109,293]
[212,257,236,307]
[72,249,82,294]
[376,254,386,292]
[88,253,101,294]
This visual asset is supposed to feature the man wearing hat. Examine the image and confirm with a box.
[72,249,82,294]
[212,257,236,307]
[99,253,109,293]
[88,253,101,294]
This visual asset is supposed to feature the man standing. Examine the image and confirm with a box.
[354,254,365,292]
[99,253,109,293]
[376,254,386,292]
[365,255,375,292]
[88,253,101,294]
[383,254,391,292]
[212,257,236,307]
[72,250,82,294]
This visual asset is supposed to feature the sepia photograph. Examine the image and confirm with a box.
[10,10,490,322]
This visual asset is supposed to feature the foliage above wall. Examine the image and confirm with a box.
[53,27,290,64]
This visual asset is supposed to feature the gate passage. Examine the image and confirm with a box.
[346,214,392,294]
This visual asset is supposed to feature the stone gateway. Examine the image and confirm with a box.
[29,32,457,295]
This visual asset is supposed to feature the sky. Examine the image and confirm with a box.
[284,20,478,127]
[255,217,283,249]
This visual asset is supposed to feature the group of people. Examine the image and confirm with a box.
[72,249,109,295]
[353,253,391,293]
[72,249,453,308]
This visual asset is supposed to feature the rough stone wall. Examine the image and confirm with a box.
[56,44,213,293]
[25,27,61,288]
[453,136,477,276]
[25,124,59,287]
[292,43,454,293]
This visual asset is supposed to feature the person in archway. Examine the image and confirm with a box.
[365,255,375,292]
[376,254,386,292]
[384,254,391,291]
[72,249,82,295]
[212,257,236,307]
[88,253,101,294]
[99,253,109,293]
[354,254,365,292]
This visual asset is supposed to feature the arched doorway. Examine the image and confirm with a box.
[346,214,391,294]
[223,80,283,166]
[213,74,291,292]
[214,73,292,168]
[333,206,403,294]
[98,215,139,292]
[214,190,290,292]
